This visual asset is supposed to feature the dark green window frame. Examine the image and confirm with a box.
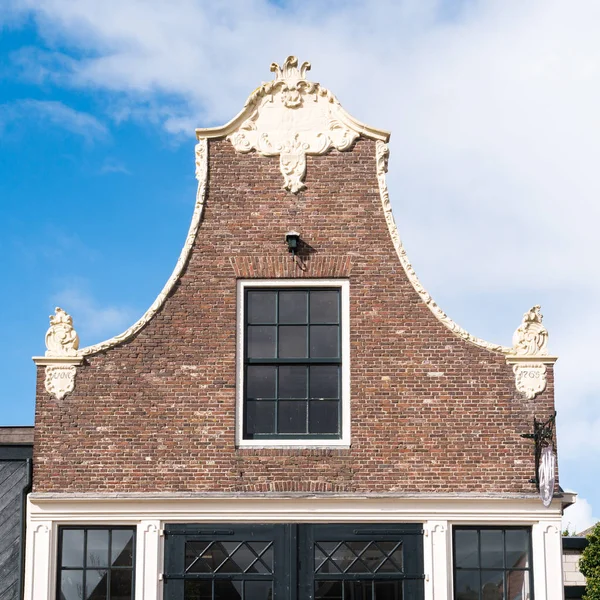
[453,526,533,600]
[56,525,136,600]
[243,287,343,440]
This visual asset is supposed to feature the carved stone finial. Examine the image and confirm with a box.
[45,307,80,357]
[512,305,548,356]
[270,56,311,83]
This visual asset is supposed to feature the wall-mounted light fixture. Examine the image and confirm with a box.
[285,231,301,256]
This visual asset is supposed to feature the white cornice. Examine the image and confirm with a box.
[28,493,566,522]
[77,139,209,356]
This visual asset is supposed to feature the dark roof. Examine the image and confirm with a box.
[0,426,34,445]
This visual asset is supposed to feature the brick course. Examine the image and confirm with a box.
[33,138,557,493]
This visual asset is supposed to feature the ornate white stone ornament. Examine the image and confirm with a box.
[33,307,83,400]
[225,56,361,193]
[45,307,79,356]
[512,305,548,356]
[513,363,547,399]
[506,305,557,399]
[44,365,78,401]
[539,445,556,508]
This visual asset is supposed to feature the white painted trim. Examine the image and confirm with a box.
[25,495,564,600]
[236,279,351,448]
[77,139,209,356]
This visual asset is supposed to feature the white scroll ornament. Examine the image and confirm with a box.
[508,305,554,399]
[227,56,359,194]
[42,307,81,400]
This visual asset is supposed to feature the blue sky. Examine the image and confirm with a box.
[1,0,598,531]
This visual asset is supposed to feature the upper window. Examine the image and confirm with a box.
[237,280,350,446]
[57,526,135,600]
[453,527,533,600]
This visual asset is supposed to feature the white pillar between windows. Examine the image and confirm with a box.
[532,519,564,600]
[424,520,450,600]
[23,515,53,600]
[136,520,162,600]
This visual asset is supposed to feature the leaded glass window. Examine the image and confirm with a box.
[453,527,533,600]
[57,526,135,600]
[243,288,342,439]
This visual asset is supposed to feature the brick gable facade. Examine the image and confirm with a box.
[33,136,555,494]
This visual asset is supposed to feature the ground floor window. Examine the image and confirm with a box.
[163,523,424,600]
[453,527,533,600]
[57,526,135,600]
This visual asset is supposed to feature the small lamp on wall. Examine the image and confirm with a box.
[285,231,301,256]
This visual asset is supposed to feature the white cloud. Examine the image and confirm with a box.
[51,286,135,341]
[0,99,108,142]
[563,496,599,535]
[7,0,600,513]
[99,157,131,175]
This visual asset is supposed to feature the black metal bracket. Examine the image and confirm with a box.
[520,411,556,490]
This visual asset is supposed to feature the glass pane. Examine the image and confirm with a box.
[279,326,307,358]
[279,291,307,324]
[62,530,85,568]
[344,580,373,600]
[316,581,343,599]
[481,530,504,568]
[506,530,529,569]
[507,570,530,600]
[110,569,133,600]
[375,581,401,600]
[247,291,276,324]
[357,542,385,572]
[455,530,479,568]
[455,570,480,600]
[186,541,212,573]
[331,542,367,573]
[310,290,339,323]
[111,530,134,567]
[310,326,339,358]
[309,400,339,434]
[212,542,242,572]
[278,365,307,398]
[481,570,504,600]
[260,545,273,572]
[214,580,242,600]
[247,366,276,399]
[85,569,107,600]
[247,326,276,358]
[245,581,273,600]
[377,542,403,573]
[246,401,275,435]
[310,365,339,399]
[184,580,212,600]
[248,541,273,569]
[60,570,83,600]
[228,542,259,572]
[278,400,307,434]
[87,530,109,568]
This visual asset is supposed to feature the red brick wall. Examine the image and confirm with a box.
[33,138,556,493]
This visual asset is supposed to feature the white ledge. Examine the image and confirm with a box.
[32,355,84,366]
[505,355,559,365]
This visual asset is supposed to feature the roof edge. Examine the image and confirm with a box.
[78,139,209,356]
[375,141,512,354]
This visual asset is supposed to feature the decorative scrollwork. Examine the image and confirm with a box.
[227,56,358,193]
[45,307,79,357]
[512,305,548,356]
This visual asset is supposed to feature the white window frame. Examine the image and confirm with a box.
[236,279,351,448]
